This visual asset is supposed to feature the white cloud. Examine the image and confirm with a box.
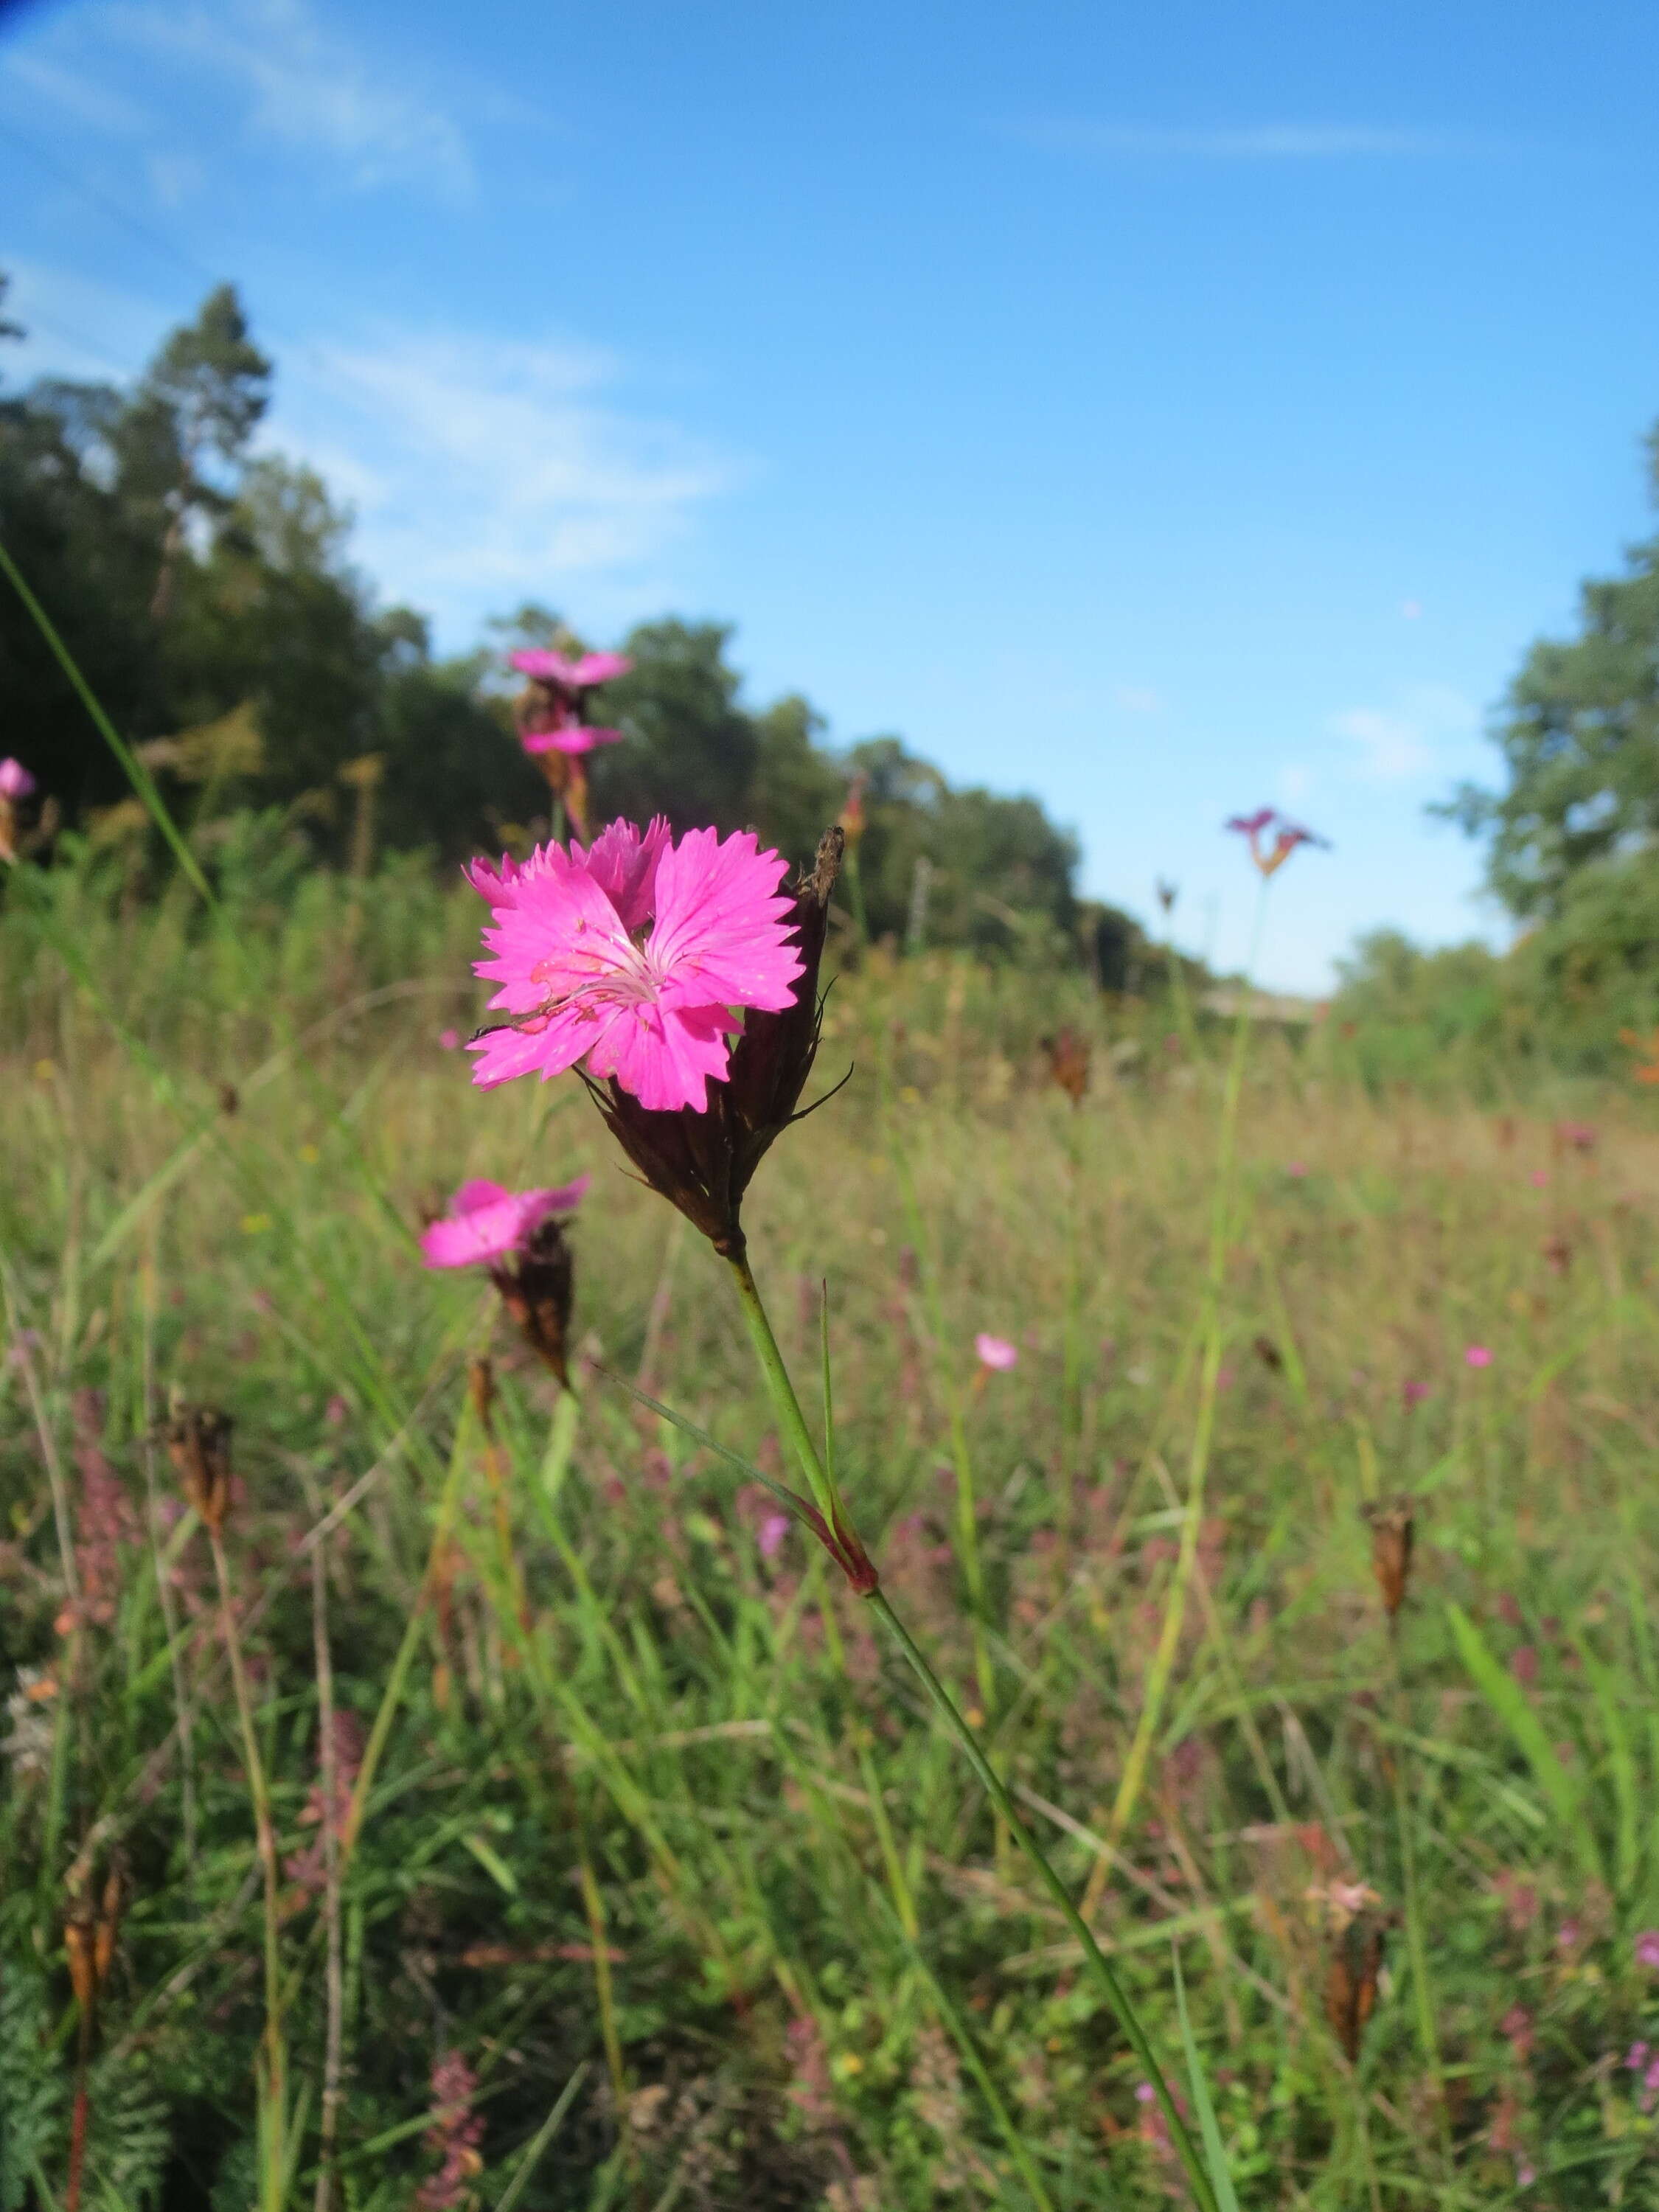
[1001,119,1473,161]
[101,0,474,200]
[1329,684,1480,782]
[271,328,735,633]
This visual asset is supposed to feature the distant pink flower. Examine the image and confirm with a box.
[975,1332,1019,1371]
[1529,1169,1548,1189]
[1225,807,1329,877]
[1402,1378,1431,1408]
[522,724,625,757]
[0,757,35,799]
[417,2050,485,2209]
[438,1028,461,1051]
[509,648,632,690]
[1509,1645,1539,1686]
[1557,1121,1596,1152]
[757,1512,790,1559]
[324,1394,349,1426]
[467,819,804,1112]
[1286,1159,1308,1178]
[420,1176,588,1269]
[1500,2004,1534,2061]
[1465,1344,1493,1368]
[1635,1930,1659,1970]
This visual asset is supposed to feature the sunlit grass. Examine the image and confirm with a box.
[4,869,1659,2207]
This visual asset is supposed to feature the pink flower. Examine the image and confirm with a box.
[522,724,625,758]
[1465,1344,1494,1369]
[438,1028,461,1051]
[975,1332,1019,1371]
[757,1512,790,1559]
[1635,1930,1659,1970]
[1225,807,1329,877]
[467,819,805,1113]
[1402,1378,1431,1408]
[0,757,35,799]
[1509,1644,1539,1686]
[509,648,631,690]
[1287,1159,1308,1178]
[1529,1169,1549,1189]
[420,1177,589,1269]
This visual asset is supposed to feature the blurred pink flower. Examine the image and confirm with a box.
[324,1394,349,1426]
[1529,1169,1549,1188]
[1500,2004,1534,2061]
[416,2050,485,2208]
[438,1027,461,1051]
[1225,807,1329,877]
[1402,1378,1431,1408]
[420,1176,589,1269]
[1509,1645,1539,1686]
[509,648,631,690]
[1557,1120,1596,1152]
[975,1332,1019,1371]
[467,820,804,1110]
[757,1512,790,1559]
[1286,1159,1309,1178]
[0,757,35,799]
[522,724,625,757]
[1635,1930,1659,1969]
[1465,1344,1494,1368]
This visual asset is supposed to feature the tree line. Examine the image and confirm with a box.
[0,278,1118,966]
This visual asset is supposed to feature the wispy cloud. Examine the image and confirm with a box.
[100,0,474,200]
[1111,683,1164,714]
[0,48,153,136]
[1329,684,1481,782]
[272,328,735,636]
[1001,118,1476,161]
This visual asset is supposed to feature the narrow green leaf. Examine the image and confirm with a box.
[1447,1604,1604,1887]
[1173,1947,1241,2212]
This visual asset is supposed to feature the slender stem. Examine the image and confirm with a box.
[727,1245,1219,2211]
[868,1589,1219,2212]
[311,1543,345,2212]
[727,1248,837,1523]
[209,1528,288,2210]
[1102,877,1271,1848]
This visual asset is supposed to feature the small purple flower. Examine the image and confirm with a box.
[1635,1929,1659,1970]
[975,1332,1018,1372]
[438,1027,461,1051]
[1402,1378,1431,1409]
[0,757,35,800]
[757,1512,790,1559]
[1465,1344,1494,1369]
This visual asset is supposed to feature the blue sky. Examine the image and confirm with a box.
[4,0,1659,987]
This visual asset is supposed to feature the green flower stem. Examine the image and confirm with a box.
[726,1246,1220,2212]
[867,1587,1220,2212]
[727,1248,841,1527]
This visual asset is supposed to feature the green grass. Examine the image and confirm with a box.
[6,858,1659,2208]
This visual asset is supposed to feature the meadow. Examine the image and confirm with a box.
[4,845,1659,2210]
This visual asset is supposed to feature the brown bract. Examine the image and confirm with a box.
[583,827,846,1257]
[489,1216,576,1385]
[1360,1495,1416,1621]
[164,1403,234,1534]
[1040,1026,1091,1107]
[1325,1910,1387,2063]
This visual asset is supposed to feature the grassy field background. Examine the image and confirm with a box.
[5,859,1659,2209]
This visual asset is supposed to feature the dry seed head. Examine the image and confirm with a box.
[164,1399,234,1534]
[1361,1494,1416,1621]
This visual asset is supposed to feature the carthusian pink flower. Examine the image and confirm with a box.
[1465,1344,1494,1369]
[0,757,35,799]
[1402,1378,1431,1408]
[975,1333,1019,1371]
[757,1512,790,1559]
[467,818,804,1113]
[509,648,632,691]
[1225,807,1329,877]
[522,723,624,757]
[1635,1929,1659,1970]
[420,1178,588,1270]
